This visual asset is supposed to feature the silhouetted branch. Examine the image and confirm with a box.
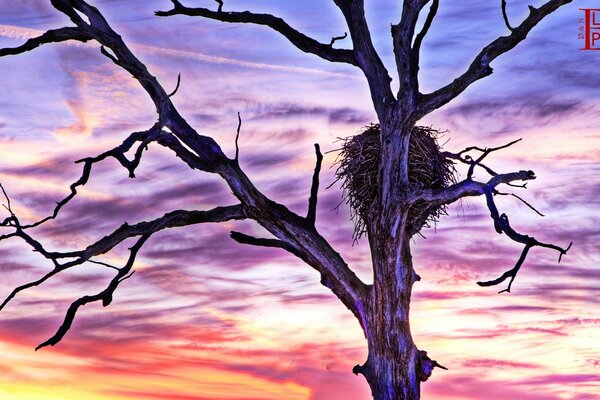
[22,125,160,230]
[442,138,522,180]
[410,0,439,93]
[329,32,348,47]
[410,170,536,206]
[0,27,92,57]
[419,350,448,382]
[333,0,394,117]
[477,186,572,293]
[0,205,245,312]
[495,190,545,217]
[306,144,323,225]
[168,73,182,97]
[235,112,241,162]
[501,0,515,31]
[155,3,358,65]
[230,231,299,255]
[36,234,151,350]
[419,0,573,116]
[215,0,223,13]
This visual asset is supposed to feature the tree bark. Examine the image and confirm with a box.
[351,120,426,400]
[357,218,422,400]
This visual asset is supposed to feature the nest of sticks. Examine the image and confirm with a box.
[334,124,456,239]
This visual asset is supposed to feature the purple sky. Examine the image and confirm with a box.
[0,0,599,399]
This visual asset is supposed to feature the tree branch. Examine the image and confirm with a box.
[418,0,572,117]
[333,0,395,119]
[230,231,300,257]
[501,0,515,32]
[306,143,323,226]
[234,112,241,162]
[36,233,151,350]
[1,0,370,339]
[409,0,439,95]
[494,190,545,217]
[477,186,572,293]
[154,3,358,66]
[409,170,536,206]
[392,0,432,102]
[329,32,348,47]
[0,205,245,311]
[21,125,160,230]
[0,27,92,57]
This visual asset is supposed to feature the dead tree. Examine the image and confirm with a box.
[0,1,574,399]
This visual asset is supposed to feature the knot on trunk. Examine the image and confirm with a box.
[418,350,447,382]
[352,363,366,376]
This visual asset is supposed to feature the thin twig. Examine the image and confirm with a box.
[501,0,515,31]
[329,32,347,47]
[235,112,241,162]
[168,73,181,97]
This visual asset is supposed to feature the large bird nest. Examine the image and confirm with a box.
[333,124,456,239]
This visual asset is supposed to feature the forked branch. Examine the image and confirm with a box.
[418,0,573,117]
[306,144,323,225]
[35,233,151,350]
[154,2,358,65]
[0,27,92,56]
[477,186,572,293]
[0,0,369,348]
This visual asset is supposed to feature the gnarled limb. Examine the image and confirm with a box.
[0,27,92,57]
[0,204,246,312]
[408,0,439,97]
[306,144,323,226]
[154,1,358,66]
[333,0,395,119]
[0,0,370,346]
[21,125,160,230]
[393,0,434,103]
[35,233,151,350]
[409,169,536,206]
[478,186,572,293]
[501,0,515,31]
[418,0,573,117]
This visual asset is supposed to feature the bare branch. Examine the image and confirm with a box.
[333,0,395,118]
[36,234,151,350]
[501,0,515,32]
[154,3,358,66]
[409,170,536,206]
[3,0,370,341]
[230,231,299,255]
[410,0,439,92]
[329,32,348,47]
[215,0,223,13]
[306,144,323,225]
[441,138,522,180]
[393,0,435,100]
[0,27,92,57]
[466,138,522,179]
[234,112,241,162]
[0,205,245,311]
[167,73,182,97]
[477,186,572,293]
[22,125,160,230]
[495,190,545,217]
[418,0,573,116]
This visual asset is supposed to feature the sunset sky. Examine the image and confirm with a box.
[0,0,599,399]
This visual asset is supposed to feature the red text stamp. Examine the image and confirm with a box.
[580,8,600,50]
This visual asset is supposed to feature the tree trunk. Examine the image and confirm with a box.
[352,120,432,400]
[354,223,425,400]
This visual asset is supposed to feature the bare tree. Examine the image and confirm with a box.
[0,1,575,399]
